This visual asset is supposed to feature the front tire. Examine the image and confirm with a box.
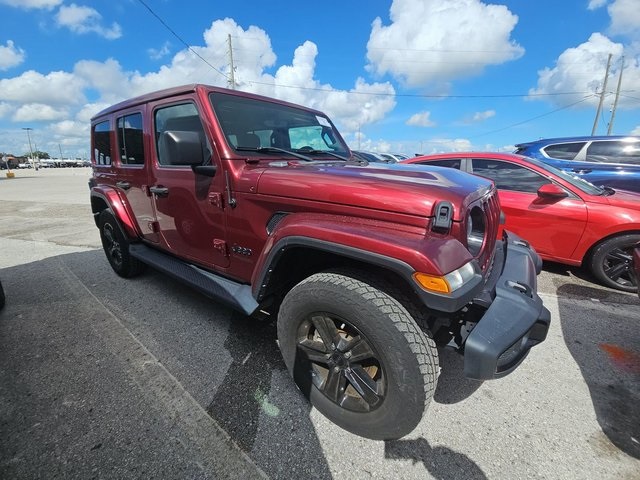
[98,209,145,278]
[589,234,640,292]
[277,271,438,440]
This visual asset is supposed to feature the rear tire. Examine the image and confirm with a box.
[277,271,438,440]
[98,209,145,278]
[588,234,640,292]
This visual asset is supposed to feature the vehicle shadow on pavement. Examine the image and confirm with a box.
[556,283,640,460]
[205,311,284,451]
[0,250,335,479]
[433,347,482,404]
[89,256,335,479]
[543,261,598,286]
[384,438,487,479]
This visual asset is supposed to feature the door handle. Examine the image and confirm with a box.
[149,186,169,197]
[571,168,591,174]
[116,181,131,190]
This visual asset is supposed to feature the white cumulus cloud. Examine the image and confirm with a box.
[13,103,68,122]
[0,0,61,9]
[607,0,640,37]
[0,70,87,105]
[588,0,608,9]
[0,40,25,71]
[418,138,474,153]
[148,42,171,61]
[529,33,640,109]
[406,111,436,127]
[366,0,524,88]
[56,4,122,39]
[472,110,496,122]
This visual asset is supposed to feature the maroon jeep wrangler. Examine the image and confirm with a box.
[89,84,550,440]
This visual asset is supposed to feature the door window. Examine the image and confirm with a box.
[154,103,209,166]
[586,140,640,165]
[116,113,145,165]
[471,159,550,193]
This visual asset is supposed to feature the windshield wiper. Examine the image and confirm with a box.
[599,185,616,196]
[292,149,350,161]
[236,146,313,162]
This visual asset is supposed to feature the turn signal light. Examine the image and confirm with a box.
[413,273,451,294]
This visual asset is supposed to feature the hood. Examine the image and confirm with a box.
[604,188,640,210]
[255,162,493,220]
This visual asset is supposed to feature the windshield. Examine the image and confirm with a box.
[523,156,605,195]
[209,92,350,159]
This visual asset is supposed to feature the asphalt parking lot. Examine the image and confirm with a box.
[1,168,639,479]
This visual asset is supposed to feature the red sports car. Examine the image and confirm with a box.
[403,152,640,292]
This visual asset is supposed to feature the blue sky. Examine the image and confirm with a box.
[0,0,638,159]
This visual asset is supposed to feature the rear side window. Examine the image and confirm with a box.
[543,142,585,160]
[471,159,550,193]
[586,141,640,165]
[93,121,111,166]
[116,113,145,165]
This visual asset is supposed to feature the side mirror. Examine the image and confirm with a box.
[537,183,568,199]
[159,130,204,166]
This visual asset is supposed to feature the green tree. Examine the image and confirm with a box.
[23,150,51,159]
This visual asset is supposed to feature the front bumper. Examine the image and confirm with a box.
[463,231,550,380]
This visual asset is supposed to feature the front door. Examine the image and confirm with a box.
[148,99,229,269]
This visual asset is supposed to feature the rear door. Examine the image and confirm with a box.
[469,158,588,261]
[148,97,230,268]
[113,109,158,243]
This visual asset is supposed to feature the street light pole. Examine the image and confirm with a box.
[22,127,35,168]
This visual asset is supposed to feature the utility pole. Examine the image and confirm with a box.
[227,34,236,90]
[22,127,34,167]
[591,53,612,136]
[607,56,624,136]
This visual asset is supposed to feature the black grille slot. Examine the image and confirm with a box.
[266,212,288,235]
[474,189,500,273]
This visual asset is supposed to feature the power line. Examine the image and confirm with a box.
[135,0,229,81]
[133,3,595,101]
[471,95,596,138]
[131,4,619,108]
[244,78,594,99]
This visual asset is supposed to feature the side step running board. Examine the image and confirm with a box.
[129,243,259,316]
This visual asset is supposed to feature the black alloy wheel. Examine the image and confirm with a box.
[103,221,123,270]
[295,313,385,413]
[98,209,145,278]
[590,234,640,292]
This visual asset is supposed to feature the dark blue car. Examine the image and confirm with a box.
[514,136,640,192]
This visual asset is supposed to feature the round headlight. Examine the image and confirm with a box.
[467,206,486,256]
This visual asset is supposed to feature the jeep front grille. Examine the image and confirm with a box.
[475,190,500,273]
